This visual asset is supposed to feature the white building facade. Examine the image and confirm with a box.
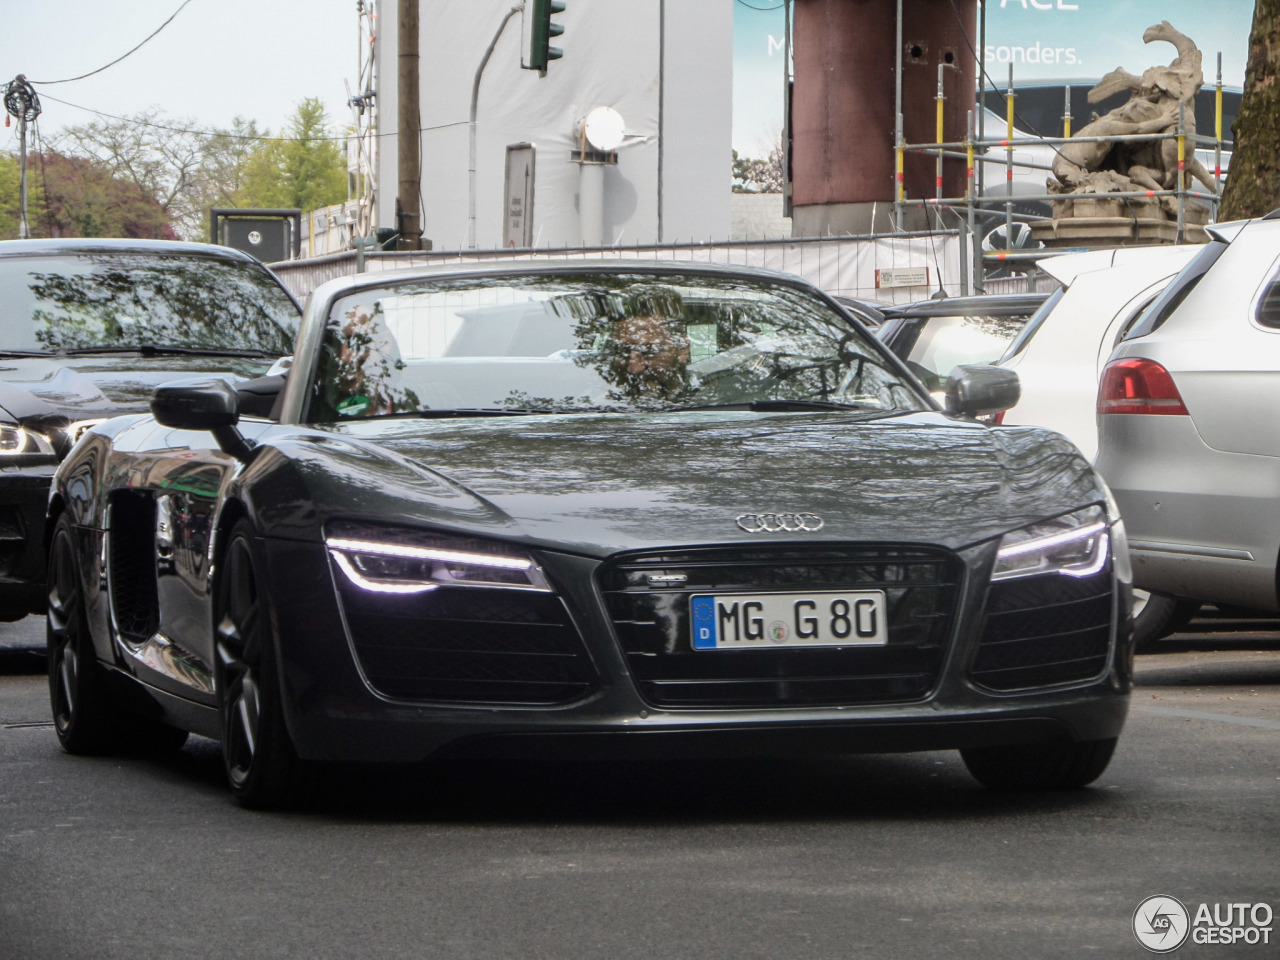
[376,0,734,251]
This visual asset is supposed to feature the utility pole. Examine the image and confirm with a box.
[396,0,422,250]
[4,76,40,239]
[18,110,30,239]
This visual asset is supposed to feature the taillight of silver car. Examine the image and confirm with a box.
[1097,358,1189,416]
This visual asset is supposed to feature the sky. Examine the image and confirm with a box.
[0,0,360,147]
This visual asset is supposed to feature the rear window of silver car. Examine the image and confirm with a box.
[1123,240,1229,340]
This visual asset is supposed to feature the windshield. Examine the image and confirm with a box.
[0,252,299,355]
[1123,240,1229,341]
[305,272,928,421]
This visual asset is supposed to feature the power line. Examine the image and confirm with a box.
[29,0,199,85]
[34,91,469,144]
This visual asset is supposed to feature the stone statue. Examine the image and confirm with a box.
[1047,22,1216,227]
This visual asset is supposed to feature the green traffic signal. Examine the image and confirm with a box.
[526,0,566,73]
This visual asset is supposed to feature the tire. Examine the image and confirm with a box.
[1132,591,1199,652]
[960,737,1118,791]
[214,519,306,809]
[47,514,188,755]
[47,514,120,754]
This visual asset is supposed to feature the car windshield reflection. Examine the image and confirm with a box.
[307,273,927,421]
[0,252,299,356]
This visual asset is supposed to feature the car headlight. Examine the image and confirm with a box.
[326,527,551,594]
[992,505,1109,582]
[0,423,56,461]
[63,418,107,446]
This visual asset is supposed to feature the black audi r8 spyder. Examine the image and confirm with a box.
[0,238,300,620]
[47,259,1133,807]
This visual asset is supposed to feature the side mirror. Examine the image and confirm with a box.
[151,380,253,461]
[944,364,1021,418]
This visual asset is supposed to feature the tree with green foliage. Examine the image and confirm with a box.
[55,109,207,238]
[0,153,30,237]
[185,117,271,238]
[235,99,347,213]
[45,101,347,241]
[0,150,170,241]
[40,152,175,239]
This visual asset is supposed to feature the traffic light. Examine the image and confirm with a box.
[523,0,566,74]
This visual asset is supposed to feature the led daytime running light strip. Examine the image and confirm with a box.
[1062,536,1109,578]
[326,536,534,571]
[996,521,1107,560]
[329,551,438,594]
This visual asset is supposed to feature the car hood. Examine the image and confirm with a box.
[283,410,1104,557]
[0,354,273,423]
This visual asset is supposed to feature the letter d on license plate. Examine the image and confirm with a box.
[690,591,888,650]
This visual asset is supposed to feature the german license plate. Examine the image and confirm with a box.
[690,591,888,650]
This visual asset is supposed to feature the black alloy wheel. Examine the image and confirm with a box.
[47,514,188,755]
[47,513,113,753]
[215,519,306,809]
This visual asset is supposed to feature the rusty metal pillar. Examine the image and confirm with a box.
[791,0,977,236]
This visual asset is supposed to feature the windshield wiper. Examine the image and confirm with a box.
[387,407,559,419]
[56,344,277,359]
[0,349,60,358]
[676,399,878,413]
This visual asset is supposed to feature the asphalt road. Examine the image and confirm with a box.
[1,612,1277,960]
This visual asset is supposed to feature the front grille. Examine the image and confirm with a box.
[337,582,597,705]
[971,567,1113,691]
[600,545,963,709]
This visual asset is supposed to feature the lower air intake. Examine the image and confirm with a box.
[971,568,1114,691]
[337,583,597,705]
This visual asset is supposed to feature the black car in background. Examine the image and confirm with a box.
[876,293,1049,395]
[0,239,300,620]
[49,260,1130,807]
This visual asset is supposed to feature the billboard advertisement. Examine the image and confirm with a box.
[985,0,1252,89]
[731,0,1255,159]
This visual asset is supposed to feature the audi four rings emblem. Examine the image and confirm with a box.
[736,512,824,533]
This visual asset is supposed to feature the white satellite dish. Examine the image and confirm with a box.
[580,106,626,152]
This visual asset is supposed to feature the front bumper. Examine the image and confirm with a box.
[260,536,1133,764]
